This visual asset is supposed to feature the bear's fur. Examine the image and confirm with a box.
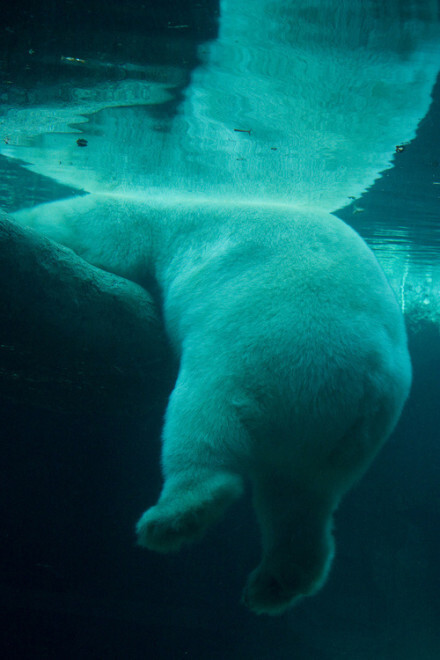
[15,195,411,614]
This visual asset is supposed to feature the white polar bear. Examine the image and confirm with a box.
[7,0,435,616]
[16,194,412,614]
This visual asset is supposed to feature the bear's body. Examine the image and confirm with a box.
[16,195,412,614]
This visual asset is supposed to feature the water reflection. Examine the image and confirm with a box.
[0,0,440,327]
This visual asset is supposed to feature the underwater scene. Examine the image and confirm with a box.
[0,0,439,658]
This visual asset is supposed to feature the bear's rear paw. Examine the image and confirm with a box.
[136,471,243,553]
[242,554,331,615]
[242,565,304,615]
[136,504,206,552]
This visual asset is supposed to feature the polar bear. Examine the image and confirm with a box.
[6,0,433,616]
[15,194,412,614]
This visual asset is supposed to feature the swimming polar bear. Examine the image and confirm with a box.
[15,194,412,614]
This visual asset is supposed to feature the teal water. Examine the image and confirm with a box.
[0,2,439,658]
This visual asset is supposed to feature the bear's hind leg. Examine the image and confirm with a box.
[243,474,336,615]
[243,403,399,615]
[136,374,245,552]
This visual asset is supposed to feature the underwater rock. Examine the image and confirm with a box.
[0,211,172,415]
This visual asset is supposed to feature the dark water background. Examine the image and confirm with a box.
[0,1,439,658]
